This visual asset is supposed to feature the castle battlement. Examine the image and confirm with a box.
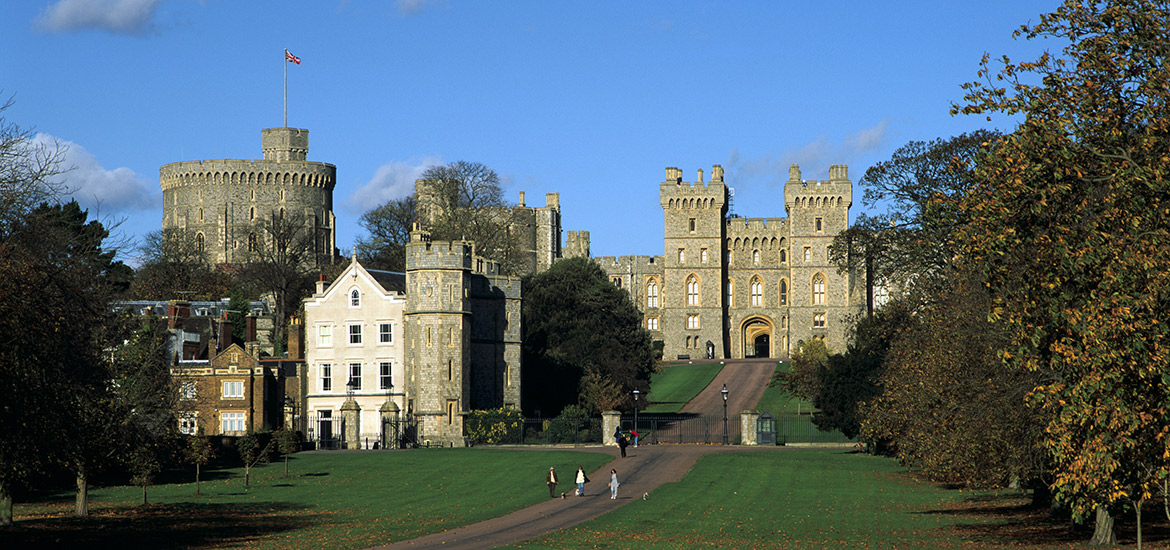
[159,159,336,191]
[405,230,474,271]
[594,255,662,269]
[727,217,788,232]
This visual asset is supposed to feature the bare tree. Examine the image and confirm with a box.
[416,161,521,273]
[0,93,68,236]
[355,195,416,272]
[240,211,316,355]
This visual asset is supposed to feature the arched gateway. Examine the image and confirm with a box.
[740,316,774,358]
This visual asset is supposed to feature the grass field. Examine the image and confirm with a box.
[504,449,1098,550]
[0,448,612,549]
[643,361,724,413]
[754,360,815,416]
[3,448,1151,549]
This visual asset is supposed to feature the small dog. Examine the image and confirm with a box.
[642,492,649,500]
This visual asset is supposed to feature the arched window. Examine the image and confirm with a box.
[812,273,825,305]
[753,250,760,264]
[249,207,255,220]
[779,279,788,306]
[726,279,734,307]
[350,289,361,307]
[750,277,763,306]
[687,276,699,306]
[646,279,659,308]
[248,233,257,253]
[779,249,787,263]
[195,232,205,254]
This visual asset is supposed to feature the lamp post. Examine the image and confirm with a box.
[631,389,640,441]
[721,383,729,445]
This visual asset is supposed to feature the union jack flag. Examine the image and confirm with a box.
[285,49,301,64]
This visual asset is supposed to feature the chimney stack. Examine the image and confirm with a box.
[287,316,303,359]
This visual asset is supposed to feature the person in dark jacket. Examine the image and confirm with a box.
[617,433,628,457]
[546,466,558,498]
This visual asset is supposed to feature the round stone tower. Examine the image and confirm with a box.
[159,127,337,266]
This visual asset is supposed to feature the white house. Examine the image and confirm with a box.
[304,257,406,448]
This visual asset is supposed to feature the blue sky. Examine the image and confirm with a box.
[2,0,1060,263]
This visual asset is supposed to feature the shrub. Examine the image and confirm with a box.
[465,408,524,446]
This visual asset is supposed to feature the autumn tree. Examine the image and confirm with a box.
[829,131,1000,311]
[953,1,1170,544]
[522,258,655,416]
[184,434,214,496]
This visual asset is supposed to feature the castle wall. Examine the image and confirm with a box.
[160,128,336,266]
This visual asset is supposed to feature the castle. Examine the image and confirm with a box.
[592,164,863,360]
[158,127,862,444]
[159,128,337,266]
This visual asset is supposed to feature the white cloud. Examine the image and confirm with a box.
[34,133,158,213]
[725,119,890,186]
[344,156,442,212]
[394,0,438,16]
[36,0,161,35]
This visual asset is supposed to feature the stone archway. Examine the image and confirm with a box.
[740,316,774,359]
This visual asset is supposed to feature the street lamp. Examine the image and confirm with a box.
[631,389,640,443]
[721,383,729,445]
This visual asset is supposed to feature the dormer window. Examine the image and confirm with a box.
[350,289,361,307]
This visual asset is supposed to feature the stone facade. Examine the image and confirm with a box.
[402,228,522,447]
[172,343,289,436]
[597,163,863,360]
[159,128,337,266]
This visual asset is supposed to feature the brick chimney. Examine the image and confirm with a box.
[218,313,233,352]
[245,314,257,343]
[287,316,303,359]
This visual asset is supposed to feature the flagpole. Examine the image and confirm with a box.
[283,49,288,128]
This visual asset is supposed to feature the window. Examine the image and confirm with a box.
[875,281,890,308]
[813,313,826,328]
[222,412,246,433]
[379,323,393,344]
[815,217,823,232]
[688,218,696,232]
[349,323,362,344]
[222,380,243,399]
[803,247,811,262]
[646,317,659,330]
[448,359,454,381]
[179,413,197,435]
[779,249,787,263]
[321,363,332,391]
[813,273,826,305]
[348,363,362,391]
[249,207,255,220]
[753,250,760,264]
[701,248,708,263]
[195,233,205,253]
[687,314,700,329]
[687,276,699,306]
[248,233,257,253]
[318,325,333,347]
[447,401,456,425]
[678,248,685,263]
[779,279,788,306]
[380,362,393,390]
[180,381,197,400]
[646,279,659,308]
[751,278,763,306]
[350,289,361,307]
[611,276,622,287]
[726,280,734,307]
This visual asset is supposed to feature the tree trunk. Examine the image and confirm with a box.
[285,455,289,477]
[1090,506,1118,546]
[245,465,250,488]
[141,484,148,506]
[0,480,13,527]
[74,472,88,517]
[1136,499,1143,550]
[1030,483,1052,509]
[195,463,202,496]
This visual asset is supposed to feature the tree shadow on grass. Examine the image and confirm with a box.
[0,501,316,550]
[920,493,1170,548]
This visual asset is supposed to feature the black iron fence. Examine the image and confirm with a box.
[464,416,604,446]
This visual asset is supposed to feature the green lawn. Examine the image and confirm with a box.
[644,362,724,413]
[754,360,815,416]
[504,449,1036,550]
[1,448,612,550]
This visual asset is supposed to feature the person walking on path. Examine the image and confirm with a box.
[631,429,639,447]
[617,433,628,457]
[575,466,589,496]
[546,467,558,498]
[609,469,620,500]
